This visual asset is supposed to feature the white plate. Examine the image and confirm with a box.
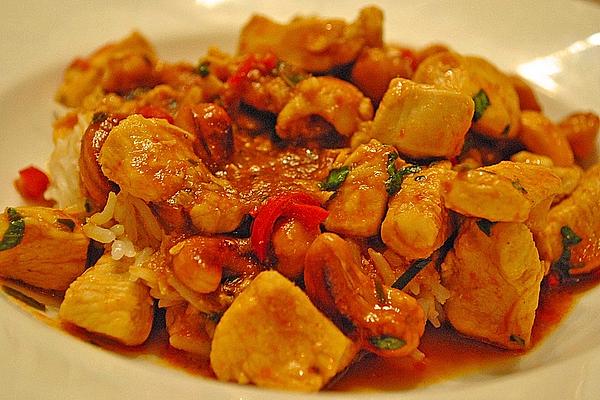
[1,1,599,399]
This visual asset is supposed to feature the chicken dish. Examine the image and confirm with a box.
[1,6,599,392]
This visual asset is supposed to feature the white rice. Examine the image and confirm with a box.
[370,248,451,328]
[44,113,90,211]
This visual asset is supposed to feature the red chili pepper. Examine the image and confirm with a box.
[400,49,417,71]
[250,192,328,263]
[227,52,278,89]
[15,166,49,200]
[137,105,174,124]
[547,272,560,288]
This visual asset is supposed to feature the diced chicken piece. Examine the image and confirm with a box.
[210,270,357,391]
[510,151,582,200]
[370,78,474,159]
[381,161,456,259]
[276,76,373,140]
[324,139,394,237]
[59,255,154,345]
[99,114,245,233]
[239,7,382,73]
[99,114,198,202]
[537,164,600,276]
[165,303,216,357]
[413,51,521,139]
[0,207,88,291]
[558,112,599,160]
[519,111,575,167]
[56,32,159,107]
[441,220,544,349]
[443,161,561,222]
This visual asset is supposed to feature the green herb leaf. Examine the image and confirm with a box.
[509,334,525,347]
[476,219,496,237]
[561,226,582,246]
[320,166,350,191]
[511,179,528,194]
[392,257,431,290]
[276,61,308,86]
[551,226,583,283]
[386,165,421,196]
[369,335,406,351]
[197,61,210,77]
[472,89,490,122]
[0,208,25,251]
[56,218,76,232]
[2,286,46,312]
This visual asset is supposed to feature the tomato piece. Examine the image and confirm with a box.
[16,166,50,200]
[136,105,174,124]
[250,191,328,263]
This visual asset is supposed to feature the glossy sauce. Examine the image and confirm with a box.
[1,273,598,391]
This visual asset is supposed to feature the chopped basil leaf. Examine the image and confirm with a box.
[511,179,528,194]
[386,165,422,196]
[476,219,496,237]
[392,257,431,290]
[197,61,210,77]
[91,111,109,124]
[84,199,93,213]
[551,225,583,282]
[57,218,76,232]
[320,166,350,191]
[276,61,308,86]
[2,286,46,312]
[369,335,406,351]
[561,226,582,246]
[0,208,25,251]
[509,334,525,347]
[374,280,386,303]
[472,89,490,122]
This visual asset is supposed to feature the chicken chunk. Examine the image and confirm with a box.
[239,6,383,73]
[59,255,154,346]
[414,51,521,139]
[0,207,88,291]
[510,151,582,200]
[210,270,357,391]
[443,161,561,222]
[441,220,544,349]
[56,32,159,108]
[276,76,373,140]
[99,114,198,202]
[324,139,394,237]
[370,78,474,159]
[99,114,245,233]
[381,162,456,259]
[537,164,600,276]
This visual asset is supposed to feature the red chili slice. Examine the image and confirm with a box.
[250,191,328,263]
[16,166,50,200]
[227,52,278,89]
